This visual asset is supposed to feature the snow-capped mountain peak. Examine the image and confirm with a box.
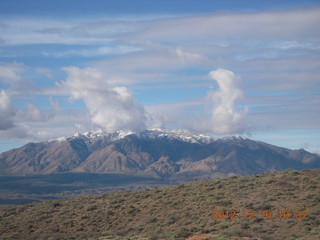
[49,128,214,144]
[138,128,214,143]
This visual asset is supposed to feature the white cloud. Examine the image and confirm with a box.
[60,67,147,132]
[208,69,248,134]
[0,88,51,139]
[190,69,248,134]
[1,7,319,51]
[0,18,113,46]
[35,68,52,78]
[135,7,320,44]
[145,69,249,135]
[22,104,47,122]
[0,62,25,86]
[92,42,209,86]
[0,90,16,130]
[175,47,205,64]
[0,108,93,143]
[0,62,40,95]
[48,97,60,112]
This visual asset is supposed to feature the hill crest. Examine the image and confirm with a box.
[0,169,319,239]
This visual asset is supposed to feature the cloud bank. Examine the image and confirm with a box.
[59,67,248,135]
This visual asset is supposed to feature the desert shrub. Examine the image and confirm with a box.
[277,180,287,186]
[258,203,273,211]
[127,206,140,215]
[189,226,200,232]
[218,200,232,207]
[148,217,158,223]
[81,214,89,219]
[167,214,179,224]
[218,223,228,229]
[305,193,316,199]
[177,183,187,190]
[310,226,320,235]
[106,210,114,216]
[244,202,254,209]
[267,179,278,185]
[233,229,247,237]
[174,227,191,239]
[260,235,274,240]
[87,204,98,211]
[215,235,230,240]
[241,222,250,229]
[251,224,262,232]
[312,196,320,204]
[282,236,297,240]
[286,220,296,228]
[148,234,162,240]
[51,202,62,208]
[304,226,312,231]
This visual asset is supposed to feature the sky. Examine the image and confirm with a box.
[0,0,320,154]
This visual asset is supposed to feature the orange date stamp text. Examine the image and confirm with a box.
[212,210,308,220]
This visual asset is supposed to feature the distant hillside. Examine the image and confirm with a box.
[0,169,319,240]
[1,128,319,179]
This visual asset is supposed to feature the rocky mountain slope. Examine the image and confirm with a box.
[0,128,319,179]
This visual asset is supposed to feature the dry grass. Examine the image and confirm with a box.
[0,169,319,240]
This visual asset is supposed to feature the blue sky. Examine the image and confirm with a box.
[0,0,320,154]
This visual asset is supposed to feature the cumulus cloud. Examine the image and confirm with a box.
[0,90,16,130]
[60,67,147,132]
[207,69,248,134]
[0,90,49,142]
[192,69,248,134]
[145,69,249,135]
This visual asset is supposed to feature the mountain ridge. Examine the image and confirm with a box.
[0,128,319,178]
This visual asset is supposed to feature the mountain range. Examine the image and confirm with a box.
[1,128,319,180]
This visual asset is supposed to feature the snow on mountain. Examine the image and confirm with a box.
[137,128,214,143]
[50,128,215,144]
[219,136,248,141]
